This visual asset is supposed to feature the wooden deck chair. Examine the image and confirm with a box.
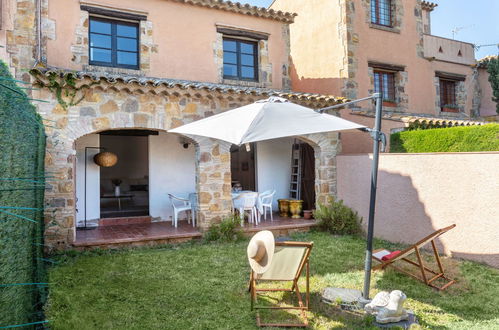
[372,224,456,290]
[249,241,313,327]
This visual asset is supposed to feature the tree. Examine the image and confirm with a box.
[485,56,499,114]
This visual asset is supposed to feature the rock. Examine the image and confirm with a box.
[322,287,362,305]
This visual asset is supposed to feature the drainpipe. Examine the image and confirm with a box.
[35,0,42,65]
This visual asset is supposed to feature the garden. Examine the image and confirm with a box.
[45,230,499,329]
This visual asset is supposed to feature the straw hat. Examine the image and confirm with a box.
[247,230,275,274]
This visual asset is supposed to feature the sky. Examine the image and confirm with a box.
[241,0,499,59]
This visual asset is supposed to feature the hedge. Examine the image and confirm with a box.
[390,124,499,153]
[0,61,47,327]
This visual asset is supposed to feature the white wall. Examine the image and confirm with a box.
[149,132,196,221]
[256,138,294,209]
[75,134,100,224]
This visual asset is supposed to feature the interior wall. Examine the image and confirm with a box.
[100,135,149,193]
[149,132,196,221]
[256,138,294,209]
[230,144,256,191]
[75,134,100,224]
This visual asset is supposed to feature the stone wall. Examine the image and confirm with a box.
[31,76,340,250]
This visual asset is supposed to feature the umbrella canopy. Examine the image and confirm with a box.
[168,97,365,145]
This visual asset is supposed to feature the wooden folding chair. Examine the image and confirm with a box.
[249,241,313,327]
[372,224,456,290]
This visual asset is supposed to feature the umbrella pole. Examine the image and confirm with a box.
[361,92,383,300]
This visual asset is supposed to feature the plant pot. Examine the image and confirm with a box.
[303,210,313,220]
[288,200,304,219]
[277,199,290,217]
[383,101,397,108]
[442,107,459,113]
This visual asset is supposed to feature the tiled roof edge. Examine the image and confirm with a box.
[170,0,297,23]
[30,67,346,106]
[477,55,498,69]
[351,110,485,125]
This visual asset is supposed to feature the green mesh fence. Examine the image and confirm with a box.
[0,61,47,327]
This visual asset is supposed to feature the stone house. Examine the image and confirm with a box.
[271,0,496,153]
[0,0,346,250]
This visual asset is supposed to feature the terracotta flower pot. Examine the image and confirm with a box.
[288,200,303,219]
[303,210,313,220]
[277,199,290,217]
[442,107,459,113]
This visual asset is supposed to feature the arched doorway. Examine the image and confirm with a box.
[74,129,196,228]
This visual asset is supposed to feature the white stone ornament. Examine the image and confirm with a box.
[364,290,409,324]
[364,291,390,314]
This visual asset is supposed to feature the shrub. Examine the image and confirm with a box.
[313,198,362,235]
[390,124,499,153]
[204,214,244,242]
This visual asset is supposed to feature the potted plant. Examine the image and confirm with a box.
[303,210,313,220]
[441,104,460,113]
[288,200,304,219]
[382,99,397,107]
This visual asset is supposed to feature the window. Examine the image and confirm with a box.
[439,79,457,110]
[374,70,396,102]
[223,38,258,81]
[89,17,139,69]
[371,0,392,26]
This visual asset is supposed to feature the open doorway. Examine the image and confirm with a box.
[99,130,154,218]
[230,143,256,191]
[300,142,316,211]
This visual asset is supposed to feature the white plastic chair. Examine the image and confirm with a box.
[168,193,194,228]
[233,192,258,226]
[259,190,276,221]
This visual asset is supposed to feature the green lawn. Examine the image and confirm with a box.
[46,232,499,329]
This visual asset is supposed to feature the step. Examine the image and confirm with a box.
[98,216,152,227]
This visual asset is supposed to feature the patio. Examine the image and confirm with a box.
[74,215,317,249]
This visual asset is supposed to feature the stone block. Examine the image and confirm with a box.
[80,106,96,117]
[100,100,118,114]
[134,113,149,127]
[92,117,110,130]
[199,192,212,204]
[123,98,139,113]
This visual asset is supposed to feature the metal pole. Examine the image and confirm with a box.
[362,92,383,300]
[84,147,87,229]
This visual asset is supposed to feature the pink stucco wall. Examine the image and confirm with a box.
[478,68,497,117]
[272,0,477,117]
[337,152,499,268]
[46,0,289,88]
[352,0,474,116]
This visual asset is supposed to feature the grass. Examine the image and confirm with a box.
[45,232,499,329]
[390,124,499,153]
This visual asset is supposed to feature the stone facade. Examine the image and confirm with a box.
[30,72,341,250]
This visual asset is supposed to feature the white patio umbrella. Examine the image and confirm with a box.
[168,97,365,145]
[169,95,385,302]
